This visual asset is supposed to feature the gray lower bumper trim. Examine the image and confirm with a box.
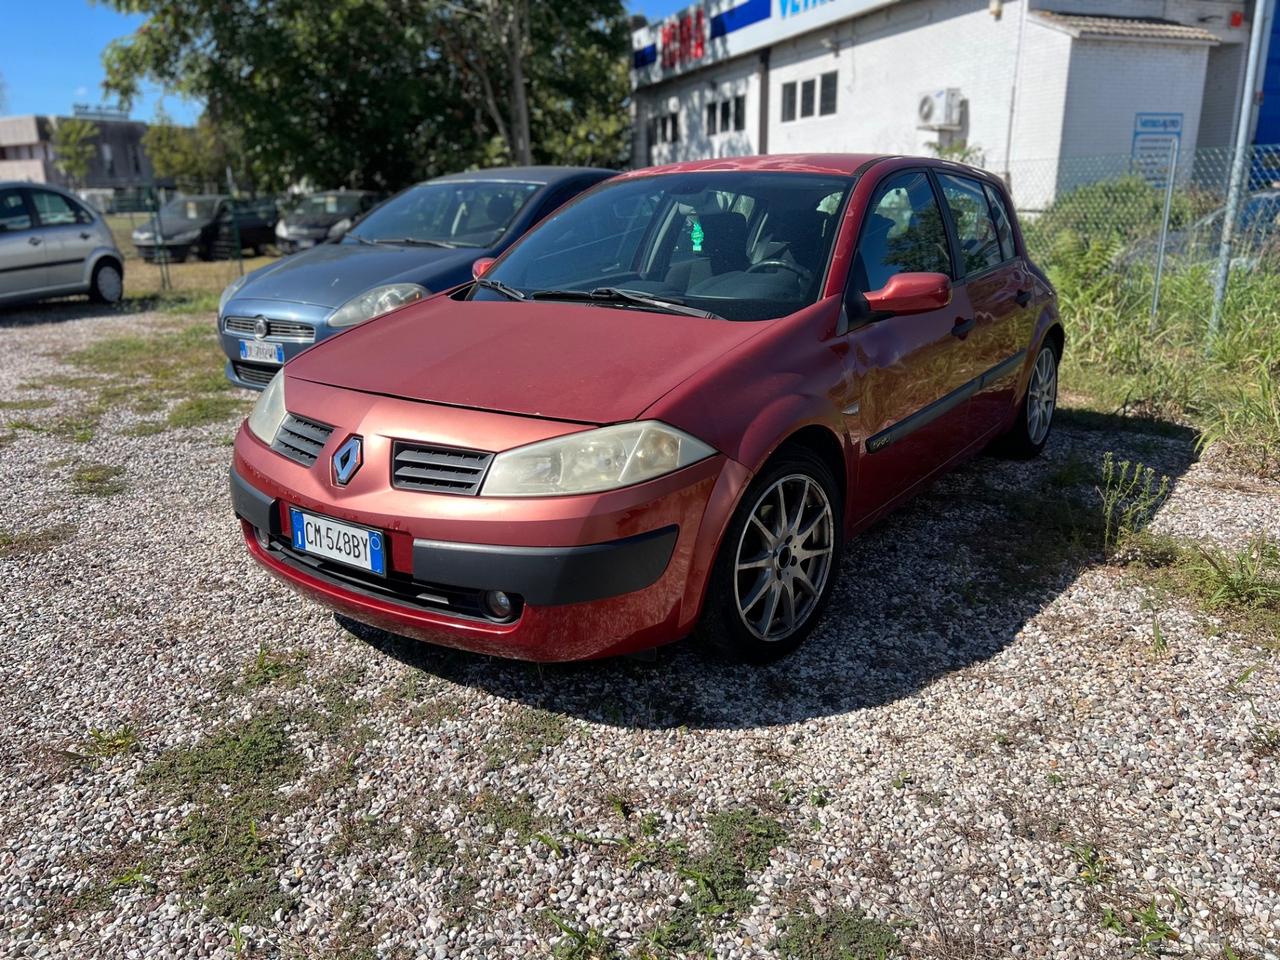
[230,466,278,534]
[413,526,679,606]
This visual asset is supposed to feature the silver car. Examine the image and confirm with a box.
[0,182,124,307]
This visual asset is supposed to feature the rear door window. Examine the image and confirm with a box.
[31,190,91,226]
[0,190,34,232]
[982,183,1016,261]
[937,174,1004,276]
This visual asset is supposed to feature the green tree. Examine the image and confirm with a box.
[52,118,99,188]
[143,109,242,190]
[97,0,631,190]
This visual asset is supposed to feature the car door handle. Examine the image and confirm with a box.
[1015,289,1032,307]
[80,231,92,240]
[951,316,976,338]
[28,236,41,246]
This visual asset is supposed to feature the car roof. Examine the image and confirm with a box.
[612,153,1005,184]
[425,165,617,187]
[0,180,81,194]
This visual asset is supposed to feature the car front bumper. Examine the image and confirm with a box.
[229,399,752,661]
[219,297,337,390]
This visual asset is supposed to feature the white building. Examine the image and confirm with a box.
[630,0,1256,208]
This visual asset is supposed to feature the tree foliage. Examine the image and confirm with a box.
[143,109,244,190]
[98,0,632,190]
[52,118,99,187]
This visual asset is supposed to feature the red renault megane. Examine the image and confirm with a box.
[231,155,1061,662]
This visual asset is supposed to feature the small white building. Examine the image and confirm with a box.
[630,0,1255,208]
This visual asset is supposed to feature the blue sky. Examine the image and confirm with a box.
[2,0,688,125]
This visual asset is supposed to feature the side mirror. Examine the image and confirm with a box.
[472,257,496,280]
[863,272,952,316]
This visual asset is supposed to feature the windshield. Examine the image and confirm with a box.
[296,193,364,218]
[349,180,540,247]
[160,196,220,221]
[473,172,852,321]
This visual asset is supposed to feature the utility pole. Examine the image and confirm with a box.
[1209,0,1277,345]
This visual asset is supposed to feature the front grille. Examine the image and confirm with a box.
[232,361,277,387]
[266,536,522,622]
[272,413,334,466]
[224,316,316,342]
[392,442,493,495]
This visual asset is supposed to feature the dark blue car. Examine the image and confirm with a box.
[218,166,615,388]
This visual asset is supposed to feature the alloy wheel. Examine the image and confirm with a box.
[733,473,835,642]
[1026,346,1057,446]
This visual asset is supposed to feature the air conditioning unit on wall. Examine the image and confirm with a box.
[917,88,963,130]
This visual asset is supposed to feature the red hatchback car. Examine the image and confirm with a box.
[231,155,1061,663]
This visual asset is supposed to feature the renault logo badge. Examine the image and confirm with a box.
[332,435,363,486]
[254,316,269,339]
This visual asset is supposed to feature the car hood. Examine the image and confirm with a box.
[286,296,768,425]
[234,241,480,309]
[139,215,212,238]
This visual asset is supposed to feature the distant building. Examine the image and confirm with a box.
[0,109,159,206]
[630,0,1260,208]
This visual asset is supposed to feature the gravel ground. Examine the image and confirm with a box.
[1,304,1277,960]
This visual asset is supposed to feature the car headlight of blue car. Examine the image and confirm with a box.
[329,283,428,328]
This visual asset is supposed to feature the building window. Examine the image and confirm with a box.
[719,100,731,134]
[733,94,746,131]
[706,102,718,136]
[781,82,797,122]
[669,112,679,143]
[820,71,838,116]
[800,79,816,118]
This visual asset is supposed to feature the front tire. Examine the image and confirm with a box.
[89,261,123,305]
[700,447,843,663]
[1000,340,1059,458]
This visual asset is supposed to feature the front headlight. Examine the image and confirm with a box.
[218,273,249,315]
[328,283,427,328]
[275,219,290,238]
[327,217,352,238]
[132,229,152,242]
[247,371,288,443]
[480,421,715,497]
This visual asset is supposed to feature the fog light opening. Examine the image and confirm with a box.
[254,526,271,550]
[483,590,515,621]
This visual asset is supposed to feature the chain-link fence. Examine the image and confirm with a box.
[91,184,282,303]
[1004,144,1280,341]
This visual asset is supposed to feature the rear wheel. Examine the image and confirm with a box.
[999,340,1059,458]
[89,261,123,304]
[700,448,842,663]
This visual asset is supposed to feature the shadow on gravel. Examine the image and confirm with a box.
[0,298,171,328]
[347,418,1199,730]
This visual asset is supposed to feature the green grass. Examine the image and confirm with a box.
[1038,230,1280,479]
[0,523,75,559]
[484,706,569,769]
[676,808,787,918]
[142,710,303,924]
[1126,533,1280,648]
[772,904,903,960]
[71,463,126,497]
[241,645,308,690]
[83,725,139,759]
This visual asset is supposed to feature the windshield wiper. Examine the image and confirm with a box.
[375,237,459,248]
[530,287,722,320]
[350,234,378,245]
[474,277,527,301]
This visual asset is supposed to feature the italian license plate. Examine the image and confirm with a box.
[239,339,285,364]
[289,507,386,576]
[297,239,315,249]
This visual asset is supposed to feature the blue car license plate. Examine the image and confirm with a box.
[239,339,285,364]
[289,507,386,576]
